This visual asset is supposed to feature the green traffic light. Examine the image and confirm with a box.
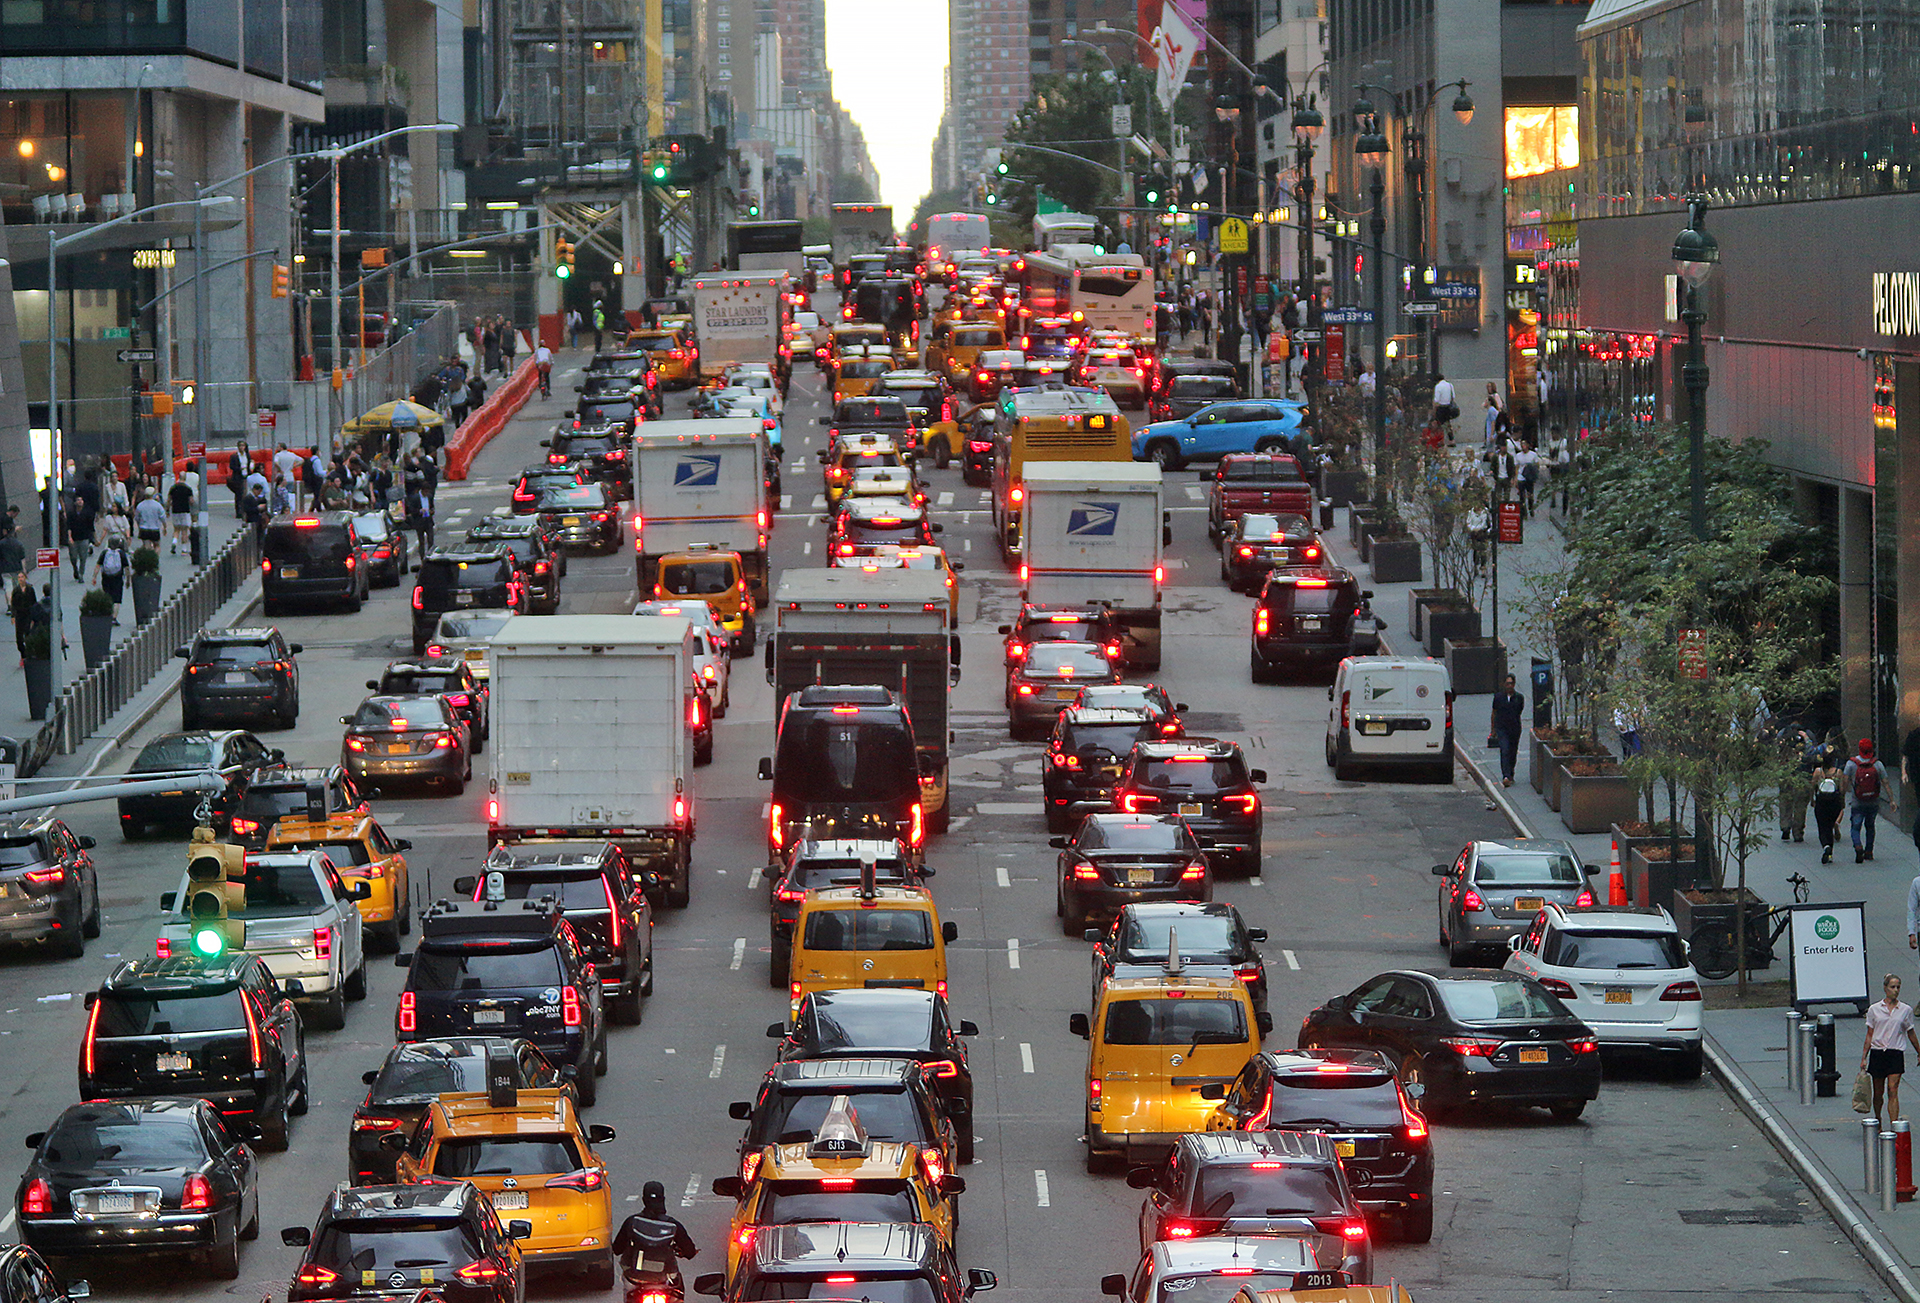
[191,927,226,959]
[651,164,669,181]
[997,162,1008,174]
[555,264,572,279]
[986,193,998,205]
[1146,190,1159,203]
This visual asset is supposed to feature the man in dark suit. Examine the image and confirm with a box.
[1488,675,1526,788]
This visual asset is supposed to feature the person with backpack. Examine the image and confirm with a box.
[1847,738,1892,863]
[1812,746,1849,863]
[93,535,131,623]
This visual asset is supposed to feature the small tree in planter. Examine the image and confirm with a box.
[130,546,163,624]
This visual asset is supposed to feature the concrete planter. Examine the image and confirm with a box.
[1628,844,1699,913]
[1321,469,1370,507]
[1443,638,1508,695]
[131,572,163,625]
[1423,606,1482,658]
[24,658,52,719]
[1347,507,1377,551]
[1370,537,1423,584]
[1530,733,1553,795]
[1558,765,1639,834]
[79,614,113,669]
[1409,588,1462,641]
[1543,753,1609,812]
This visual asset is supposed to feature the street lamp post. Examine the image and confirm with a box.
[1291,100,1323,407]
[1354,116,1389,510]
[1672,195,1718,543]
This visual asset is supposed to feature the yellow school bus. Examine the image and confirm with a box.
[991,388,1130,557]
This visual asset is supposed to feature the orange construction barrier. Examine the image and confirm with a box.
[1607,839,1628,906]
[446,358,539,481]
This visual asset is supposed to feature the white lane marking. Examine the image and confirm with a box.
[995,864,1010,888]
[0,1209,13,1232]
[1034,1169,1050,1207]
[811,495,827,508]
[1249,876,1265,887]
[710,1045,727,1078]
[963,537,973,552]
[1283,950,1300,970]
[1020,1042,1035,1073]
[730,938,746,970]
[1184,484,1207,500]
[803,540,812,555]
[681,1175,700,1207]
[780,494,792,509]
[938,492,954,505]
[1006,938,1020,969]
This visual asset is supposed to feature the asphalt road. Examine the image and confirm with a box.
[0,318,1884,1303]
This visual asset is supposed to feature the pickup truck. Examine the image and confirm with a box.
[160,849,368,1031]
[1207,453,1315,541]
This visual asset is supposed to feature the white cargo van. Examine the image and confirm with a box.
[1325,656,1453,782]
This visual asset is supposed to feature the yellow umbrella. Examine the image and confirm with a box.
[342,399,446,434]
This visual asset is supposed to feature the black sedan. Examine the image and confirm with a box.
[543,427,632,501]
[17,1098,259,1278]
[115,730,280,839]
[1088,901,1270,1019]
[510,462,587,513]
[348,1038,571,1184]
[769,988,979,1163]
[534,482,621,554]
[1052,813,1210,936]
[351,510,410,587]
[1220,512,1323,593]
[1297,969,1602,1120]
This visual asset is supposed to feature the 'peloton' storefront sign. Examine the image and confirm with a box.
[1872,272,1920,337]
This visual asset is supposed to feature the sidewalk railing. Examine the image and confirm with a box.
[18,527,260,778]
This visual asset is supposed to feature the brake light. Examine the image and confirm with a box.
[1017,684,1035,696]
[22,865,64,885]
[352,1115,404,1133]
[411,586,423,610]
[603,874,623,949]
[1234,964,1261,984]
[242,985,264,1066]
[295,1265,340,1288]
[1154,565,1166,584]
[345,736,367,752]
[741,1150,763,1184]
[1340,689,1350,730]
[1311,1216,1369,1241]
[1401,1087,1428,1139]
[1224,792,1259,815]
[1661,980,1703,1001]
[1072,861,1100,881]
[1163,1223,1198,1239]
[1538,977,1577,998]
[675,796,687,824]
[909,801,924,849]
[1460,888,1486,911]
[1255,607,1270,636]
[1008,641,1027,660]
[487,797,499,823]
[20,1178,51,1217]
[775,884,806,903]
[445,692,471,708]
[1445,689,1454,733]
[689,696,704,729]
[1019,564,1030,585]
[181,1173,214,1210]
[1238,546,1255,558]
[1010,485,1023,504]
[455,1262,502,1283]
[155,936,172,959]
[314,926,332,960]
[562,985,582,1026]
[1440,1035,1501,1057]
[1089,1077,1102,1105]
[547,1168,606,1193]
[770,803,784,849]
[1119,792,1150,813]
[1568,1037,1599,1054]
[1303,545,1321,561]
[1105,642,1122,660]
[399,990,416,1034]
[1180,860,1208,882]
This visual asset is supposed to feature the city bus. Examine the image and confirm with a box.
[1032,211,1097,253]
[991,388,1132,557]
[1021,245,1154,338]
[925,211,993,267]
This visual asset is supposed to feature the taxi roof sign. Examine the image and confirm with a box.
[809,1095,871,1158]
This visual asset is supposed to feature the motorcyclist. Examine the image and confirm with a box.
[615,1180,699,1292]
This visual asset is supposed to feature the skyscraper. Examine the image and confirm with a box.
[949,0,1031,177]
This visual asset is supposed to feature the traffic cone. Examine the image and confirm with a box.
[1607,838,1629,906]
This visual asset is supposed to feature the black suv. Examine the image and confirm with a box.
[761,687,925,862]
[1112,739,1267,878]
[1202,1048,1435,1242]
[1042,707,1161,832]
[827,395,915,443]
[466,515,562,613]
[412,549,519,655]
[281,1183,526,1303]
[349,1038,570,1184]
[1088,901,1271,1019]
[1249,565,1383,681]
[396,898,608,1105]
[117,730,280,839]
[544,426,632,500]
[78,954,307,1150]
[455,841,655,1025]
[225,765,365,848]
[697,1222,994,1303]
[511,462,586,513]
[726,1058,958,1183]
[765,836,927,984]
[178,628,302,729]
[370,659,491,750]
[261,512,369,614]
[1001,605,1124,665]
[0,817,99,958]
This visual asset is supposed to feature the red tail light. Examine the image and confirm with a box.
[261,558,272,574]
[1010,486,1023,504]
[1017,684,1035,696]
[295,1265,340,1288]
[1440,1035,1501,1057]
[562,985,582,1026]
[432,733,456,749]
[1223,792,1259,815]
[1661,980,1703,1001]
[1401,1086,1428,1139]
[487,797,500,823]
[1072,861,1100,881]
[314,927,331,960]
[445,692,471,708]
[1238,547,1255,558]
[689,696,704,729]
[22,1178,51,1216]
[1119,792,1151,813]
[454,1263,502,1283]
[1538,977,1577,998]
[770,802,784,849]
[909,801,925,848]
[22,865,64,885]
[924,1059,960,1078]
[1568,1037,1599,1054]
[242,985,264,1066]
[82,996,102,1076]
[1234,963,1261,983]
[345,736,367,752]
[352,1115,404,1133]
[1088,1077,1102,1105]
[411,586,423,610]
[602,874,623,949]
[1574,889,1595,907]
[1340,689,1350,730]
[675,796,687,824]
[1445,689,1454,732]
[181,1174,214,1210]
[734,1227,757,1253]
[1180,860,1208,882]
[546,1168,606,1192]
[1255,607,1270,636]
[398,990,416,1034]
[155,936,172,959]
[1460,888,1486,911]
[775,884,806,902]
[741,1150,763,1185]
[1163,1222,1198,1239]
[1311,1216,1369,1241]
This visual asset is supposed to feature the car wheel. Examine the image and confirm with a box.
[1324,735,1338,767]
[1045,805,1071,834]
[447,769,467,795]
[769,934,792,988]
[582,1253,616,1291]
[612,955,645,1024]
[55,904,86,958]
[714,689,728,720]
[256,1096,290,1152]
[1249,650,1272,685]
[1147,441,1180,470]
[1446,938,1475,967]
[371,916,402,954]
[1549,1099,1588,1122]
[242,1194,261,1240]
[205,1230,241,1280]
[594,1025,609,1076]
[1254,437,1286,454]
[1676,1044,1704,1080]
[289,1059,310,1116]
[311,986,347,1031]
[576,1059,598,1107]
[1332,739,1359,781]
[958,1123,975,1166]
[1401,1204,1434,1244]
[121,819,146,841]
[344,961,368,1001]
[1061,898,1087,938]
[83,881,101,938]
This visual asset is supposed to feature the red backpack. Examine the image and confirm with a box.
[1852,756,1882,802]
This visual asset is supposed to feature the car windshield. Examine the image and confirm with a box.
[264,522,353,563]
[237,786,319,823]
[1543,929,1688,970]
[195,641,276,665]
[1472,853,1583,887]
[1026,616,1100,642]
[1063,721,1156,759]
[803,908,934,951]
[312,1220,481,1272]
[227,859,328,914]
[95,990,246,1037]
[1438,978,1569,1023]
[1118,914,1240,959]
[757,1185,919,1226]
[371,1054,492,1104]
[630,335,678,352]
[1156,1274,1308,1303]
[424,560,509,593]
[382,672,461,695]
[1101,998,1247,1046]
[491,871,610,911]
[432,1134,582,1177]
[1026,646,1113,678]
[0,835,49,868]
[1193,1165,1343,1218]
[437,613,513,640]
[744,1278,936,1303]
[759,1090,926,1147]
[410,943,565,991]
[1082,820,1187,852]
[133,736,219,771]
[354,514,393,542]
[1172,376,1236,398]
[954,327,1001,347]
[1133,756,1248,793]
[276,838,373,867]
[351,698,451,730]
[658,560,738,595]
[802,1002,932,1052]
[1268,583,1348,615]
[788,861,912,893]
[842,361,889,378]
[39,1112,205,1170]
[774,716,920,804]
[1269,1074,1405,1126]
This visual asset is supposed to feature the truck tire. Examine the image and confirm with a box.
[932,437,951,469]
[611,977,644,1026]
[927,798,949,836]
[344,961,367,1001]
[666,872,691,910]
[310,986,347,1031]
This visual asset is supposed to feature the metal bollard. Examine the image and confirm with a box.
[1799,1021,1818,1105]
[1815,1014,1840,1098]
[1787,1008,1804,1088]
[1884,1130,1899,1213]
[1867,1116,1883,1193]
[1897,1119,1915,1203]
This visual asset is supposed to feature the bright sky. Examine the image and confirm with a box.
[822,0,949,216]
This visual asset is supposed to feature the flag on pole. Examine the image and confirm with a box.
[1153,2,1199,114]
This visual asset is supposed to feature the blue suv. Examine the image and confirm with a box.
[1133,399,1310,470]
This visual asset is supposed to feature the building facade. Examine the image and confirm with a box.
[949,0,1032,177]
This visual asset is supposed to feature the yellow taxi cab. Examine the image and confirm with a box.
[827,323,888,373]
[653,544,755,652]
[263,812,413,951]
[1067,947,1269,1173]
[831,545,963,623]
[711,1096,963,1279]
[393,1084,617,1286]
[833,346,893,401]
[629,328,695,388]
[927,320,1006,389]
[822,433,906,509]
[843,465,927,509]
[788,877,956,1019]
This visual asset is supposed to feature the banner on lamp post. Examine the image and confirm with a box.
[1152,2,1200,115]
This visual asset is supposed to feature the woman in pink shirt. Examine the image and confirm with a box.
[1863,973,1920,1123]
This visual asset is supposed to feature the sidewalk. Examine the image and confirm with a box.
[1320,497,1920,1301]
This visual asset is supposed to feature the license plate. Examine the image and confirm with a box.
[1334,1140,1356,1158]
[280,566,299,580]
[95,1193,136,1214]
[1298,616,1324,630]
[1605,988,1632,1004]
[491,1191,529,1210]
[472,1009,506,1025]
[225,671,251,685]
[156,1052,191,1071]
[1126,868,1156,886]
[454,591,475,605]
[1514,897,1545,912]
[1519,1047,1549,1064]
[564,515,582,526]
[387,742,411,754]
[1053,687,1078,700]
[1178,803,1203,817]
[465,649,484,661]
[1361,720,1389,735]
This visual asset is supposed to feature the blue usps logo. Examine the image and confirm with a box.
[674,455,722,487]
[1067,501,1120,537]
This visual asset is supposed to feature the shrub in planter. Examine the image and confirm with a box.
[131,545,161,576]
[78,587,115,669]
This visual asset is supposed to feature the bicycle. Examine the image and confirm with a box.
[1687,872,1809,981]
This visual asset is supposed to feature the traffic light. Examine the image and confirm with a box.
[360,247,389,269]
[646,150,669,183]
[183,830,246,961]
[996,160,1009,176]
[985,189,998,206]
[747,197,761,217]
[139,392,173,418]
[554,237,574,279]
[1145,187,1160,204]
[270,264,290,298]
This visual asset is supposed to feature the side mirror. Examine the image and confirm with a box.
[1361,589,1375,600]
[395,839,412,851]
[350,881,372,900]
[1257,1011,1274,1035]
[24,1132,44,1149]
[942,921,959,944]
[378,1133,409,1152]
[1124,1167,1159,1189]
[394,952,413,966]
[175,645,190,658]
[1069,1012,1090,1039]
[283,979,307,998]
[996,625,1011,635]
[711,1175,743,1198]
[1430,864,1450,876]
[1405,1081,1427,1100]
[940,1175,967,1195]
[965,1269,997,1296]
[507,1220,534,1241]
[453,875,478,896]
[65,1285,89,1302]
[1508,933,1527,951]
[1246,927,1268,943]
[366,680,380,690]
[1583,864,1601,877]
[920,863,936,877]
[1197,1083,1227,1101]
[1248,768,1267,784]
[728,1101,753,1120]
[818,417,833,426]
[757,758,773,781]
[587,1124,617,1144]
[362,1069,379,1085]
[931,523,944,534]
[1163,526,1173,546]
[1083,928,1103,943]
[958,1020,980,1037]
[1101,1275,1128,1298]
[1176,703,1190,712]
[953,562,966,572]
[767,1023,786,1038]
[1047,836,1068,849]
[340,716,353,726]
[538,440,551,448]
[160,891,177,912]
[78,834,96,849]
[693,1274,726,1297]
[288,645,303,655]
[280,1226,312,1247]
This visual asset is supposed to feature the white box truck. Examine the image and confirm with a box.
[1021,461,1169,670]
[830,203,895,268]
[691,273,785,380]
[486,614,698,907]
[632,418,771,602]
